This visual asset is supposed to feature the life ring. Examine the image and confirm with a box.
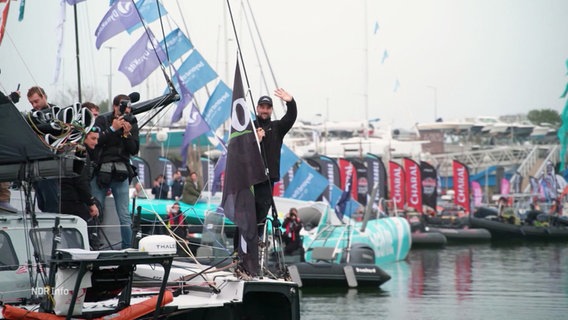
[2,290,173,320]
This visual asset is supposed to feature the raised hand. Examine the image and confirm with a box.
[274,88,293,102]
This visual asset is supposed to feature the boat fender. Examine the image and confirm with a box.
[2,291,174,320]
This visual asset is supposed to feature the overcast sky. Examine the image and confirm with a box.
[1,0,567,129]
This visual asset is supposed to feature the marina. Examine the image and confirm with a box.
[1,1,568,319]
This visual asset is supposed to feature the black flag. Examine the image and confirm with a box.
[219,60,266,276]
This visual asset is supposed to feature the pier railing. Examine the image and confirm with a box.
[425,145,534,176]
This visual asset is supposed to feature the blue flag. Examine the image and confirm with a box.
[160,28,193,66]
[173,50,218,94]
[202,81,232,131]
[95,0,140,49]
[279,144,299,179]
[118,30,166,86]
[127,0,168,34]
[284,162,328,201]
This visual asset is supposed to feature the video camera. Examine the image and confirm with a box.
[118,92,140,122]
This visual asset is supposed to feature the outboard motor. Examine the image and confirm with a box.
[346,244,374,264]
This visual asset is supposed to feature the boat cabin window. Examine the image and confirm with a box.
[29,228,84,262]
[0,231,19,271]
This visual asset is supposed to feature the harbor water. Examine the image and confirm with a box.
[299,243,568,320]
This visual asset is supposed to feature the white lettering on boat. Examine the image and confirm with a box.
[355,267,376,274]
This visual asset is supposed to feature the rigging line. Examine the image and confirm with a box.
[137,96,172,129]
[4,32,40,86]
[239,1,270,104]
[175,0,192,47]
[244,0,285,114]
[153,0,175,84]
[227,0,272,186]
[226,0,254,103]
[131,0,175,92]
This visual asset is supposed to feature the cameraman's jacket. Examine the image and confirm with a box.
[93,113,140,166]
[254,98,297,182]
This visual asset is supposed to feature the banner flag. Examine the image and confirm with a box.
[403,157,423,213]
[0,0,11,46]
[365,153,387,206]
[389,160,405,211]
[126,0,168,34]
[471,181,482,207]
[172,50,218,94]
[160,28,193,66]
[420,161,437,211]
[279,144,300,179]
[202,81,232,131]
[337,158,357,200]
[284,161,328,201]
[95,0,139,49]
[452,160,471,213]
[219,60,266,276]
[130,155,151,188]
[348,158,368,205]
[118,30,166,86]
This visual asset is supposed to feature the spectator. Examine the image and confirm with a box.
[151,174,169,200]
[182,172,201,204]
[165,202,189,255]
[282,208,304,257]
[170,170,184,200]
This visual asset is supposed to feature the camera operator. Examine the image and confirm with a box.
[282,208,304,257]
[91,94,139,249]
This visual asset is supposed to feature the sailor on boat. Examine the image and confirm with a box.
[253,89,298,241]
[26,86,60,213]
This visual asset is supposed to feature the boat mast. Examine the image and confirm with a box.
[73,3,82,102]
[363,0,369,139]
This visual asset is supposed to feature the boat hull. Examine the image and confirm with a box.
[426,226,492,243]
[469,216,568,241]
[411,231,447,248]
[289,262,390,288]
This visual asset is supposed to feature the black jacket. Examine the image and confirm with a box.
[255,99,297,182]
[93,113,139,165]
[61,147,96,206]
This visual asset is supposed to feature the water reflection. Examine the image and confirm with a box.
[301,244,568,320]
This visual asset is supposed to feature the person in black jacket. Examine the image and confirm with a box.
[151,174,169,200]
[90,94,139,249]
[170,170,184,200]
[253,88,297,237]
[61,126,100,249]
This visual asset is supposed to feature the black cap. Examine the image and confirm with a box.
[257,95,273,106]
